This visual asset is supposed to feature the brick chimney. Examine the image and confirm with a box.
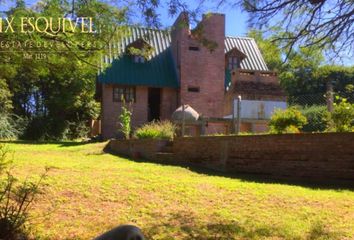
[171,13,226,117]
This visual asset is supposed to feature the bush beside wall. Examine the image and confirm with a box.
[134,121,176,140]
[300,105,329,132]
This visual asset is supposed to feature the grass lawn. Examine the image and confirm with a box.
[3,141,354,239]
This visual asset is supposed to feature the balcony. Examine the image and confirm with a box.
[232,69,278,84]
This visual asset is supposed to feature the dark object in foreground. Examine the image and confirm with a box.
[94,225,145,240]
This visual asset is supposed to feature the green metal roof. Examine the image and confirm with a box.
[98,27,179,88]
[99,27,269,90]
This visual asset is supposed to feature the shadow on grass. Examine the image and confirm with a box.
[104,146,354,192]
[141,210,345,240]
[185,165,354,192]
[0,140,89,147]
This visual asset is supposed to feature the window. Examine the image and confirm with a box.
[228,56,239,70]
[189,46,200,51]
[133,55,145,63]
[188,86,200,92]
[113,86,136,102]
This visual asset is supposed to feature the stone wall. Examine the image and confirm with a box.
[173,133,354,182]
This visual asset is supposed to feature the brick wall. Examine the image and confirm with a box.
[172,13,226,117]
[109,139,169,160]
[101,84,178,139]
[172,133,354,182]
[101,84,148,139]
[160,88,178,120]
[204,122,230,135]
[223,70,286,116]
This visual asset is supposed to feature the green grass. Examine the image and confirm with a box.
[3,141,354,239]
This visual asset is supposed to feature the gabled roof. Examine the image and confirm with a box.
[226,47,247,60]
[125,38,153,55]
[225,36,269,71]
[98,27,269,87]
[98,27,179,88]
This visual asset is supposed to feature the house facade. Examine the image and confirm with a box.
[98,13,286,139]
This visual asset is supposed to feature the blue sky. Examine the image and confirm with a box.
[0,0,249,37]
[154,2,249,37]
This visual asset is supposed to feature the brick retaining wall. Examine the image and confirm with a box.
[173,133,354,182]
[109,138,169,160]
[108,133,354,183]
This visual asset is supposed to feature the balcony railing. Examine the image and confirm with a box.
[232,69,278,84]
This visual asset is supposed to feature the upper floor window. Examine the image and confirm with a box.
[189,46,200,51]
[188,86,200,92]
[113,86,136,102]
[133,55,145,63]
[228,56,239,70]
[126,38,152,64]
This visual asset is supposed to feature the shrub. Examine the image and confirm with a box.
[23,116,68,141]
[0,144,49,240]
[63,120,90,140]
[328,97,354,132]
[300,105,329,132]
[23,117,90,141]
[269,107,307,134]
[22,116,49,141]
[118,98,132,139]
[134,121,177,140]
[0,79,13,114]
[0,114,27,140]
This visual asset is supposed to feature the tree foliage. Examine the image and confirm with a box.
[250,30,354,104]
[248,30,283,71]
[242,0,354,59]
[0,79,26,140]
[0,0,128,140]
[300,105,329,133]
[328,97,354,132]
[132,0,353,60]
[314,65,354,102]
[0,79,13,114]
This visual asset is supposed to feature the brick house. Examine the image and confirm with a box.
[98,12,286,139]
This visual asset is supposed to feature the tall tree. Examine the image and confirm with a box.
[0,0,129,139]
[241,0,354,59]
[0,79,13,114]
[251,29,354,105]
